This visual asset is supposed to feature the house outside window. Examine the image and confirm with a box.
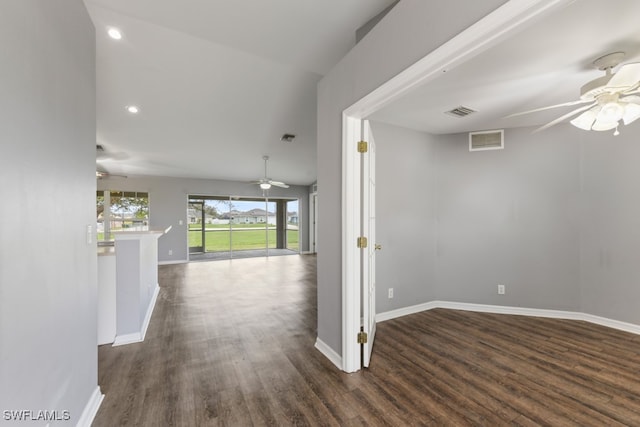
[97,190,149,243]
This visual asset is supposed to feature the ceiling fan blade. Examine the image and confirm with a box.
[505,99,592,118]
[605,62,640,91]
[569,105,601,130]
[623,102,640,125]
[96,170,127,179]
[621,94,640,103]
[533,102,598,133]
[270,181,289,188]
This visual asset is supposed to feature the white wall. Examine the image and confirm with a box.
[98,175,310,262]
[317,0,508,357]
[0,0,99,422]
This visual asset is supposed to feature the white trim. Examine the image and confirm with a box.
[159,259,188,265]
[314,338,342,370]
[342,114,363,373]
[376,301,640,336]
[113,284,159,346]
[376,301,441,322]
[75,386,104,427]
[344,0,573,119]
[581,313,640,336]
[339,0,574,373]
[308,192,317,254]
[140,284,160,341]
[112,332,142,347]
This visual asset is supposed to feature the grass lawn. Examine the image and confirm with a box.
[189,229,299,252]
[99,225,299,252]
[188,223,269,229]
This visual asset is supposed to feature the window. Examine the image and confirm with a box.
[97,191,149,242]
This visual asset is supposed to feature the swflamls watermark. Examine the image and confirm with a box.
[2,409,71,421]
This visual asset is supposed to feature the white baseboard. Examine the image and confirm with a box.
[112,332,142,346]
[159,259,188,265]
[140,284,160,341]
[113,284,159,347]
[314,338,342,370]
[76,386,104,427]
[580,313,640,335]
[377,300,640,336]
[376,301,440,322]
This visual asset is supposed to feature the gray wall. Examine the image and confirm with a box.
[580,128,640,324]
[317,0,508,356]
[433,126,581,310]
[0,0,98,420]
[371,120,640,328]
[98,175,310,262]
[370,122,437,312]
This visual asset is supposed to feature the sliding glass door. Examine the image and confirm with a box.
[229,199,276,253]
[286,199,299,251]
[189,195,290,259]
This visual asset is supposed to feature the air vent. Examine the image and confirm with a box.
[469,130,504,151]
[446,106,476,118]
[280,133,296,142]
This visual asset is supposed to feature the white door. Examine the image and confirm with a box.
[362,120,377,367]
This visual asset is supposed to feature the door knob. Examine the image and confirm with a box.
[374,244,382,250]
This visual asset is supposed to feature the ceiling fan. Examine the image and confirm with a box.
[509,52,640,135]
[96,144,128,179]
[254,155,289,190]
[96,167,127,179]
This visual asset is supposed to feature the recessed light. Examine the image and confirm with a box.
[107,27,122,40]
[126,105,139,114]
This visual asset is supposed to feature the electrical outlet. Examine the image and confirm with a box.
[388,288,394,299]
[169,249,173,256]
[498,284,505,295]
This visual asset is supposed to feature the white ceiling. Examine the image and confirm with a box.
[369,0,640,135]
[87,0,640,185]
[85,0,396,185]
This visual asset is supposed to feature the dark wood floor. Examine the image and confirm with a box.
[94,255,640,426]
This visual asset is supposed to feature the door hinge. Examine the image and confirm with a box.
[357,140,368,153]
[357,331,368,344]
[357,236,368,248]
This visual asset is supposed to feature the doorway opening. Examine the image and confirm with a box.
[187,195,299,261]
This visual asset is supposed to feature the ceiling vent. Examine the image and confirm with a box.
[469,130,504,151]
[446,106,476,118]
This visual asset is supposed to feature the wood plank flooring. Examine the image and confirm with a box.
[93,255,640,426]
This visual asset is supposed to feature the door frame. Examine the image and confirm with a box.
[340,0,572,373]
[309,192,318,253]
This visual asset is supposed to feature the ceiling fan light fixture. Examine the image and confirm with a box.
[591,119,618,132]
[597,101,624,123]
[622,102,640,125]
[260,182,271,190]
[570,107,599,130]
